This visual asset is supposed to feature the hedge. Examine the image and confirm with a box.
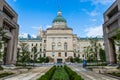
[37,66,56,80]
[64,65,84,80]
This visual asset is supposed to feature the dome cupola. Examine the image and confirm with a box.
[52,11,67,23]
[52,10,67,28]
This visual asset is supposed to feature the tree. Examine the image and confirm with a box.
[114,29,120,46]
[32,45,38,66]
[74,57,81,63]
[45,57,49,63]
[18,42,30,66]
[114,29,120,63]
[89,37,99,62]
[0,27,6,64]
[38,57,45,63]
[99,48,106,62]
[70,57,74,63]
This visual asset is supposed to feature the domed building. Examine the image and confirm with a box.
[45,10,77,63]
[19,10,105,63]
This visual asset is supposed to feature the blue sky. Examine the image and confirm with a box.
[6,0,115,38]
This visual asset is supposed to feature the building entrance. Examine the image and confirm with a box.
[57,59,62,63]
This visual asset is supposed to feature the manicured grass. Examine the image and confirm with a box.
[0,72,14,78]
[52,66,69,80]
[37,65,84,80]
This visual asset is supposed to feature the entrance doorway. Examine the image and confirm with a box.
[57,59,62,63]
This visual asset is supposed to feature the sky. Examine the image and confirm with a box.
[6,0,115,38]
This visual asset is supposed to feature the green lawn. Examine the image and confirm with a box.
[52,66,69,80]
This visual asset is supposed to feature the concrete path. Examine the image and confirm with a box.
[69,65,119,80]
[4,67,50,80]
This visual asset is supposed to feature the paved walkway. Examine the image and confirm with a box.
[4,67,50,80]
[69,65,119,80]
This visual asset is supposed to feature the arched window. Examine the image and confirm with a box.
[64,42,67,51]
[52,42,55,50]
[58,42,61,50]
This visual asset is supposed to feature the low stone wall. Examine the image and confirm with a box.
[87,66,120,73]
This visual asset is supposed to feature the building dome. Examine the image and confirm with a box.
[52,11,67,23]
[47,10,72,30]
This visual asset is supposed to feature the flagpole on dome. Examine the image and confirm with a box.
[58,0,60,11]
[57,0,62,16]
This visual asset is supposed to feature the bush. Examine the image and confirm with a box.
[37,66,56,80]
[0,66,3,70]
[64,65,84,80]
[0,73,14,78]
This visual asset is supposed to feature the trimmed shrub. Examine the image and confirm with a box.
[0,66,3,70]
[64,65,84,80]
[0,73,14,78]
[37,66,56,80]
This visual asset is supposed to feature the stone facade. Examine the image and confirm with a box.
[0,0,19,64]
[19,11,105,63]
[103,0,120,64]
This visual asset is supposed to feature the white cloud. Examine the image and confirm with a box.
[80,0,115,5]
[19,33,37,38]
[90,18,97,22]
[19,33,28,38]
[31,26,42,30]
[82,9,99,17]
[80,0,89,2]
[89,11,98,16]
[92,0,115,5]
[85,25,103,37]
[31,34,37,38]
[13,0,17,2]
[46,25,52,28]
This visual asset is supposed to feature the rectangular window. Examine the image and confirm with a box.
[65,52,67,57]
[58,53,61,57]
[44,40,46,43]
[74,53,76,57]
[44,49,46,52]
[52,45,55,50]
[40,43,42,46]
[44,53,46,57]
[40,48,42,52]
